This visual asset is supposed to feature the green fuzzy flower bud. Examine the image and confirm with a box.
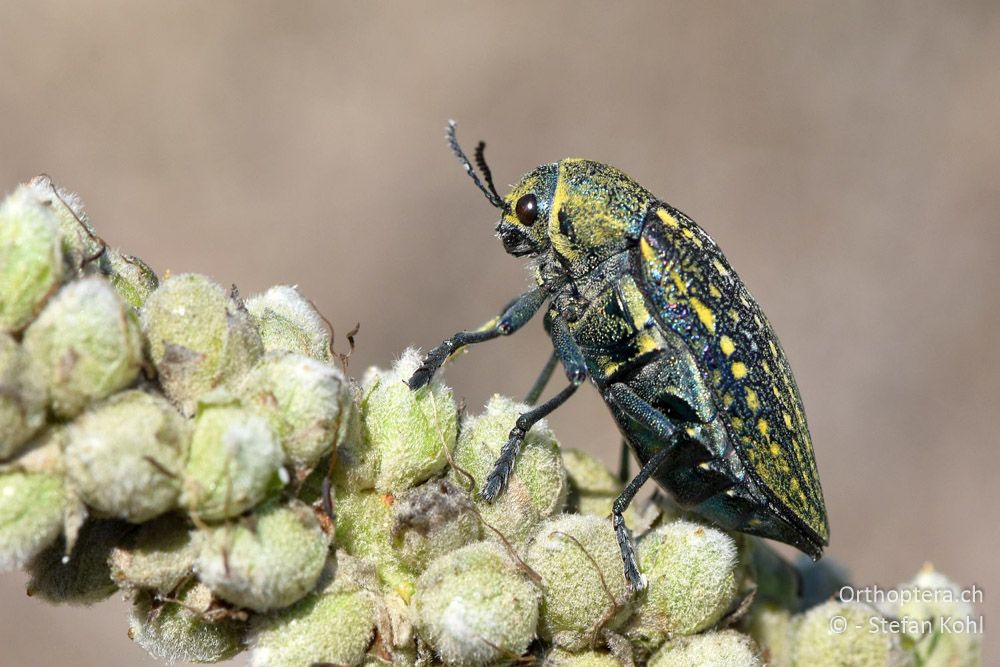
[649,630,762,667]
[411,541,541,666]
[335,489,414,599]
[545,648,623,666]
[128,582,244,664]
[346,349,456,494]
[249,562,376,667]
[746,603,795,667]
[0,333,46,458]
[141,273,263,415]
[882,564,981,667]
[245,285,333,362]
[65,390,189,522]
[450,395,567,545]
[626,520,737,649]
[237,351,354,468]
[181,399,284,521]
[195,499,331,612]
[26,175,102,275]
[791,601,912,667]
[26,519,127,604]
[109,514,197,593]
[0,470,66,571]
[0,184,65,332]
[22,276,144,419]
[98,249,159,309]
[523,514,631,651]
[392,478,481,574]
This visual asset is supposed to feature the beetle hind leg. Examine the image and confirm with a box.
[604,382,684,592]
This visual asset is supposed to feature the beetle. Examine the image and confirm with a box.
[408,122,829,591]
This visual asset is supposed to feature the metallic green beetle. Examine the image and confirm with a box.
[409,122,829,591]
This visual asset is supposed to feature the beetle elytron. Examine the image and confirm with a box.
[409,122,829,591]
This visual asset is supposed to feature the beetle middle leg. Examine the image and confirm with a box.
[407,285,547,390]
[480,314,587,501]
[604,382,683,592]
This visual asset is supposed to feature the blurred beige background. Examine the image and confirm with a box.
[1,2,998,664]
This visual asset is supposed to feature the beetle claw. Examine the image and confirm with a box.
[406,368,432,390]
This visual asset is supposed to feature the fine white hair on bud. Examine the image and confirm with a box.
[626,519,738,650]
[411,541,541,666]
[65,390,189,523]
[0,333,47,458]
[181,397,283,522]
[22,277,144,419]
[236,351,354,468]
[649,630,763,667]
[194,499,331,612]
[0,470,66,572]
[245,284,333,362]
[128,582,244,663]
[0,184,65,333]
[450,394,568,546]
[342,348,457,494]
[523,513,632,651]
[141,273,263,416]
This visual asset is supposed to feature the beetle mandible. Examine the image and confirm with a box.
[408,122,829,591]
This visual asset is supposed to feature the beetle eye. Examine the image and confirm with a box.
[514,194,538,227]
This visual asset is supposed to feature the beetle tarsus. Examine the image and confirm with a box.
[614,511,647,593]
[479,428,525,502]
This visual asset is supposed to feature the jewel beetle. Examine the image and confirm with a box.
[408,122,829,591]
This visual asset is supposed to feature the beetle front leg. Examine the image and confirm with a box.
[604,382,681,592]
[480,314,587,501]
[407,286,547,390]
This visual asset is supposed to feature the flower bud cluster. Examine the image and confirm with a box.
[0,179,979,666]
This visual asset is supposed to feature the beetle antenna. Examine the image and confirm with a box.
[474,140,503,205]
[446,120,505,210]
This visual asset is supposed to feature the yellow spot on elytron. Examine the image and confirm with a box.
[728,308,741,323]
[753,314,763,327]
[731,417,743,430]
[772,386,781,398]
[709,284,722,298]
[725,488,736,497]
[720,335,736,357]
[762,361,771,374]
[640,236,658,266]
[681,227,694,239]
[731,361,748,379]
[669,269,688,294]
[746,388,760,413]
[799,491,808,502]
[690,297,715,334]
[712,258,729,276]
[769,442,781,456]
[768,340,778,357]
[698,462,711,470]
[686,427,697,437]
[711,369,721,385]
[790,478,800,491]
[635,331,660,355]
[657,208,680,228]
[783,412,793,429]
[757,418,770,437]
[722,393,734,408]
